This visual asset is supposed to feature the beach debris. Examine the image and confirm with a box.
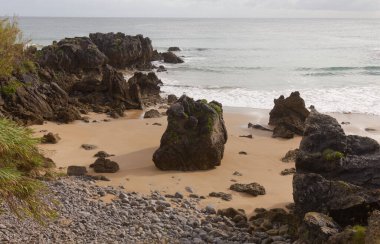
[269,91,310,139]
[230,183,266,196]
[365,128,377,132]
[81,144,98,150]
[239,134,253,139]
[167,94,178,104]
[239,151,248,155]
[185,186,194,193]
[94,151,114,158]
[341,121,350,125]
[144,109,161,118]
[209,192,232,201]
[42,132,61,144]
[168,47,181,52]
[162,51,184,64]
[280,168,296,176]
[153,95,227,171]
[67,166,88,176]
[152,123,162,126]
[217,208,247,224]
[248,123,273,132]
[281,149,299,163]
[90,157,119,173]
[233,171,243,176]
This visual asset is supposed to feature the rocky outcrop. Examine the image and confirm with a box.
[293,110,380,227]
[153,95,227,171]
[230,183,266,196]
[0,32,162,125]
[89,32,154,70]
[366,211,380,243]
[127,72,163,105]
[168,47,181,52]
[269,91,310,139]
[144,109,161,118]
[67,166,88,176]
[42,133,61,144]
[90,157,119,173]
[162,52,184,64]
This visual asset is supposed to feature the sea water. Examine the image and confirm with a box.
[19,17,380,114]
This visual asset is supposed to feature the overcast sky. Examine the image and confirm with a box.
[1,0,380,18]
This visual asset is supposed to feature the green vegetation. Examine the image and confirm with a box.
[0,118,57,223]
[1,79,23,95]
[209,102,222,115]
[0,17,35,79]
[322,149,344,161]
[352,225,366,244]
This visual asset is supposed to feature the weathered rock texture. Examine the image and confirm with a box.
[269,91,310,139]
[153,95,227,171]
[293,110,380,227]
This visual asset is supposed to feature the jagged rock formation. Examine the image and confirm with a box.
[293,110,380,229]
[0,32,166,124]
[269,91,310,139]
[153,95,227,171]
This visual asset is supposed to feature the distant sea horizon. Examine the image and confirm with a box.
[18,17,380,115]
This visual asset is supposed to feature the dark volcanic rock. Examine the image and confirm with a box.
[366,210,380,243]
[248,123,273,132]
[230,183,266,196]
[94,151,113,158]
[89,32,153,70]
[90,157,120,173]
[217,208,247,224]
[280,168,296,176]
[153,95,227,171]
[67,166,88,176]
[42,132,61,144]
[144,109,161,119]
[156,65,167,72]
[167,94,178,104]
[162,52,184,64]
[281,149,299,163]
[81,144,98,150]
[269,91,310,139]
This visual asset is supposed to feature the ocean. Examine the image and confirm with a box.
[19,17,380,115]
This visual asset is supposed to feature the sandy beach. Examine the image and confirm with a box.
[31,107,380,215]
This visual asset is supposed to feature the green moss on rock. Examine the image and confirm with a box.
[322,149,344,161]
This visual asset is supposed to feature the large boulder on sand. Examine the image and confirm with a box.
[293,110,380,227]
[153,95,227,171]
[269,91,310,139]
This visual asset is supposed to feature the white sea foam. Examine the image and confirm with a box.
[161,78,380,115]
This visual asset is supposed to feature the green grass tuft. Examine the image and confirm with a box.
[352,225,366,244]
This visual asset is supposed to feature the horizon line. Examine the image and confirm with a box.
[3,16,380,19]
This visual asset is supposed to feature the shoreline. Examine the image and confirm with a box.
[31,105,380,215]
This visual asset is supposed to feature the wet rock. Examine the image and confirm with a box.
[239,135,253,139]
[144,109,161,118]
[42,132,61,144]
[81,144,98,150]
[67,166,87,176]
[156,65,167,72]
[90,175,111,181]
[209,192,232,201]
[230,183,266,196]
[127,72,163,101]
[162,51,184,64]
[365,128,377,132]
[168,47,181,52]
[269,91,310,139]
[281,149,299,163]
[90,157,119,173]
[233,171,243,176]
[153,95,227,171]
[298,212,341,243]
[239,151,248,155]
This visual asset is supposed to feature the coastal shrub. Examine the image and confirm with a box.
[1,79,23,95]
[322,149,344,161]
[0,17,33,79]
[0,118,57,223]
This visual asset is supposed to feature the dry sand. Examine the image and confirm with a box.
[31,107,380,215]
